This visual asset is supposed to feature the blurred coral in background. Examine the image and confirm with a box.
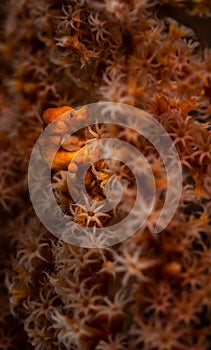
[0,0,211,349]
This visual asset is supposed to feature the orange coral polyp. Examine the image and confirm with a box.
[1,0,211,349]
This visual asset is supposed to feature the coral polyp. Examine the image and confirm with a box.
[0,0,211,349]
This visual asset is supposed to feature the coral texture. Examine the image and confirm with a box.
[0,0,211,349]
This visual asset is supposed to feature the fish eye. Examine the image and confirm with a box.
[69,112,74,119]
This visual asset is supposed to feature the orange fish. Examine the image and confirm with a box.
[39,106,88,170]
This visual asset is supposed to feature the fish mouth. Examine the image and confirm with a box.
[75,105,88,120]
